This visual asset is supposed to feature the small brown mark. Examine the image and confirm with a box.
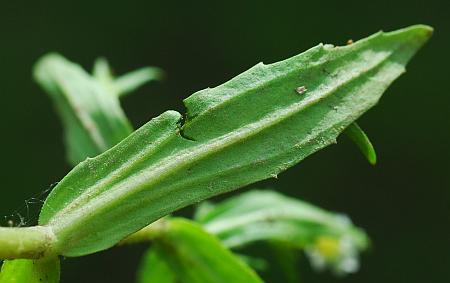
[296,86,307,95]
[347,39,354,45]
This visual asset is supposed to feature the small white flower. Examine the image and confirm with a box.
[305,234,361,276]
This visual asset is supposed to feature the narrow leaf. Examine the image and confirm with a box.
[0,257,60,283]
[92,57,115,91]
[114,67,164,97]
[195,191,368,249]
[93,58,164,98]
[152,219,263,283]
[194,190,368,274]
[38,25,432,257]
[344,122,377,165]
[34,54,133,165]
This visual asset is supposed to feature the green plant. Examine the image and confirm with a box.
[0,25,432,282]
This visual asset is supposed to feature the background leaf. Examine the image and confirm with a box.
[195,190,368,275]
[195,190,368,249]
[135,188,369,280]
[34,54,133,165]
[93,57,164,98]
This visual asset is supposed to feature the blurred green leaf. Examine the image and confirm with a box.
[34,54,133,165]
[344,122,377,165]
[195,190,367,249]
[93,57,164,98]
[114,67,164,97]
[195,190,368,274]
[38,25,431,257]
[0,257,60,283]
[91,57,115,91]
[151,218,263,283]
[135,239,269,283]
[135,189,368,280]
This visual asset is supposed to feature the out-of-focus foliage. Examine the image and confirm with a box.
[34,54,162,165]
[139,219,263,283]
[136,189,370,282]
[195,190,369,275]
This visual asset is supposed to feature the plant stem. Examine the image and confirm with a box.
[0,226,55,259]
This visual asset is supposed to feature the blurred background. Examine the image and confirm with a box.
[0,0,448,282]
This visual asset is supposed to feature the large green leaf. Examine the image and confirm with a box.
[195,190,368,274]
[38,25,431,257]
[149,219,263,283]
[0,257,60,283]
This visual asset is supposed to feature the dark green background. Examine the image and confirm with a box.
[0,0,448,282]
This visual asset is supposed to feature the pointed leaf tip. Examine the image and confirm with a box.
[397,24,433,39]
[379,24,433,65]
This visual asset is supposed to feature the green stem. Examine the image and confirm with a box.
[0,226,55,259]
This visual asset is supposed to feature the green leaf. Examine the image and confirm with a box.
[114,67,164,97]
[0,257,60,283]
[151,219,263,283]
[137,248,176,283]
[195,190,367,249]
[34,54,133,165]
[38,25,432,257]
[194,190,368,274]
[92,57,115,91]
[93,57,164,98]
[136,241,268,283]
[134,189,366,279]
[344,122,377,165]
